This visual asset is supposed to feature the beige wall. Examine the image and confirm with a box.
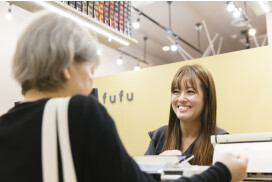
[94,45,272,156]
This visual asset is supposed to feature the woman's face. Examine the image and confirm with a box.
[171,78,204,124]
[65,61,95,96]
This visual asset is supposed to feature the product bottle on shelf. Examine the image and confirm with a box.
[68,1,76,8]
[104,1,110,26]
[114,1,119,31]
[109,1,115,29]
[76,1,82,12]
[88,1,94,18]
[119,1,124,33]
[99,1,104,23]
[82,1,88,15]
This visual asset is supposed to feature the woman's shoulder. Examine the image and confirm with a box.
[148,125,168,139]
[69,94,108,121]
[216,127,229,135]
[70,94,102,109]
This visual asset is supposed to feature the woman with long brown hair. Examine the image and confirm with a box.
[145,64,228,166]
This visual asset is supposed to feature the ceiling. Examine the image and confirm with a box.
[120,1,267,67]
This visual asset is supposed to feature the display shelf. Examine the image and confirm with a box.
[10,1,137,49]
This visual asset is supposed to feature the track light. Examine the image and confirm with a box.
[96,49,102,56]
[248,28,256,36]
[170,43,178,52]
[134,61,141,71]
[133,18,140,29]
[195,23,202,31]
[134,65,140,71]
[116,56,123,65]
[226,1,235,12]
[233,8,241,18]
[5,3,12,20]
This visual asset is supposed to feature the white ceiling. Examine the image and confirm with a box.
[120,1,267,67]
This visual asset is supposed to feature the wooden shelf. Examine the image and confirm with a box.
[11,1,138,49]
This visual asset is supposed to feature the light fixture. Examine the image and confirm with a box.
[258,1,271,13]
[132,6,202,54]
[226,1,235,12]
[35,1,130,46]
[241,30,250,49]
[108,37,112,42]
[195,23,202,31]
[134,64,141,71]
[5,3,12,20]
[195,22,202,49]
[231,34,238,39]
[162,46,170,51]
[116,56,123,65]
[170,43,178,52]
[132,18,140,29]
[248,28,256,36]
[167,1,172,30]
[96,49,102,55]
[233,8,242,18]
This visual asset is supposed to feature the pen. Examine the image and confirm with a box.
[175,155,194,166]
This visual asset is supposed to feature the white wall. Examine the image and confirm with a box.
[0,2,161,115]
[0,2,33,115]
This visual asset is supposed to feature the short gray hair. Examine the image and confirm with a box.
[12,11,100,94]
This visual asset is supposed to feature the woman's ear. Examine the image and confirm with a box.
[63,67,71,81]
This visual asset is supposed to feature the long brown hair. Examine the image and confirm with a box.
[162,64,217,166]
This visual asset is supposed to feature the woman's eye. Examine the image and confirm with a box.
[187,90,195,94]
[173,90,180,94]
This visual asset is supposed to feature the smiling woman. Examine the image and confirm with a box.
[145,64,229,166]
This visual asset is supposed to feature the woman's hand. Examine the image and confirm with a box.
[159,150,182,155]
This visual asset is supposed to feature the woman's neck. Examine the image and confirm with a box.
[22,88,70,102]
[179,119,201,139]
[179,120,201,153]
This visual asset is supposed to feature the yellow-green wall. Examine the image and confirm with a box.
[93,45,272,156]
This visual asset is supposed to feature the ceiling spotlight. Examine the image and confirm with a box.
[5,3,12,20]
[134,65,141,71]
[133,18,140,29]
[226,1,235,12]
[195,23,202,31]
[170,43,178,52]
[116,56,123,65]
[233,8,242,18]
[96,49,102,56]
[248,28,256,36]
[108,37,112,42]
[162,46,170,51]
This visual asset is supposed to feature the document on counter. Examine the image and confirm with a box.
[133,155,186,173]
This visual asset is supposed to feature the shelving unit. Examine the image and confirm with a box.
[11,1,138,49]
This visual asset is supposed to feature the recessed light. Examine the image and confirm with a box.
[162,46,170,51]
[231,34,238,39]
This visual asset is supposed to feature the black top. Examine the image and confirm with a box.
[145,125,229,155]
[0,95,231,182]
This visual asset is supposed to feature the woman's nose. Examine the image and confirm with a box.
[178,93,188,102]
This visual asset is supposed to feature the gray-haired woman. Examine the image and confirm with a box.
[0,11,247,182]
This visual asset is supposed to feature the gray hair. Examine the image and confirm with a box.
[12,11,100,94]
